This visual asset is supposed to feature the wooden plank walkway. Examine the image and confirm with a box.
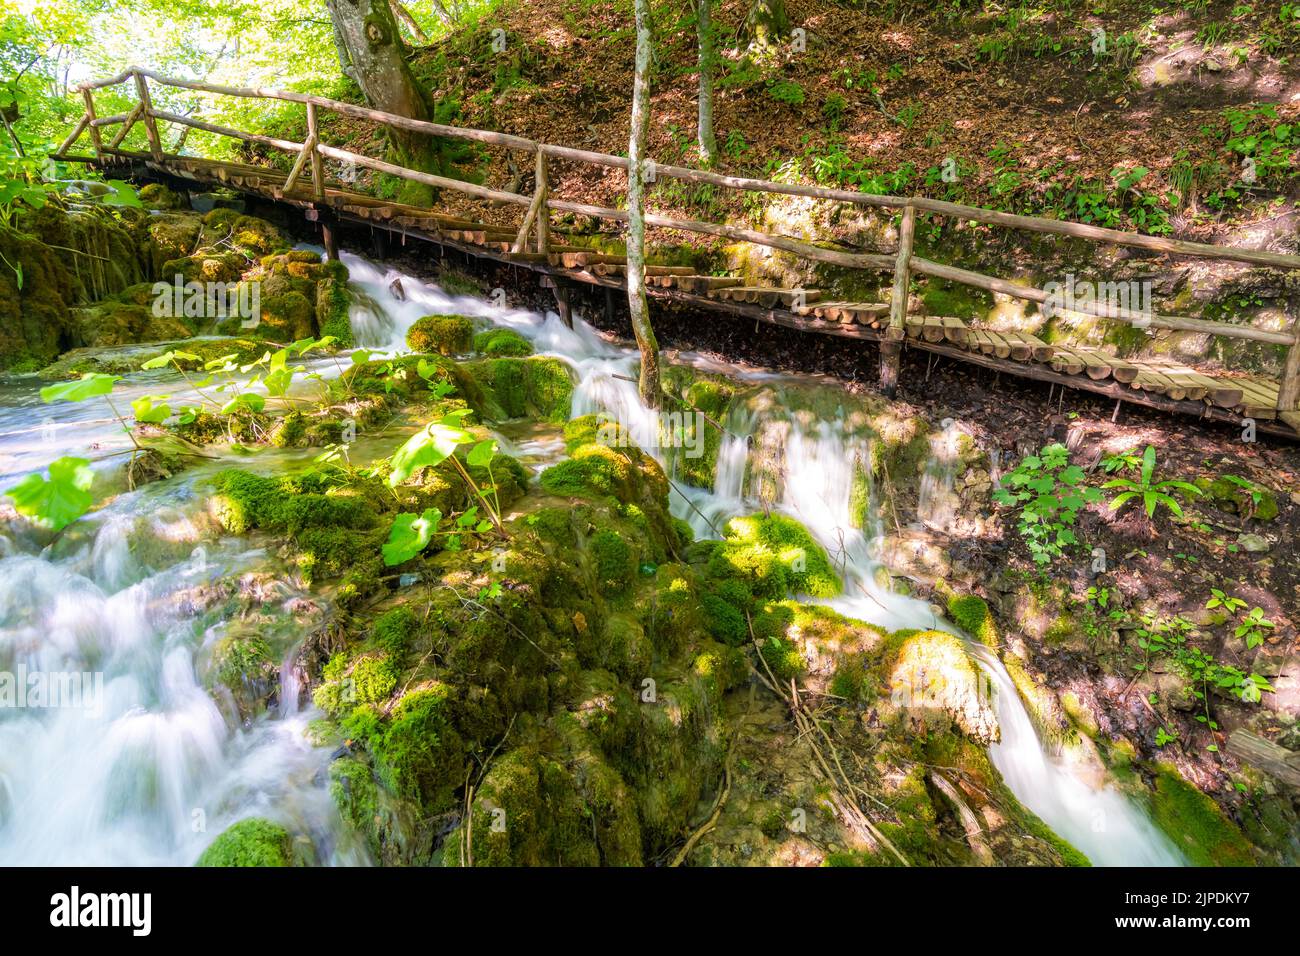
[76,149,1300,440]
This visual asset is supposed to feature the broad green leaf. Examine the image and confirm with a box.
[4,456,95,531]
[220,393,266,414]
[388,422,472,487]
[467,439,496,468]
[131,395,171,424]
[141,349,201,370]
[40,373,118,404]
[381,508,443,566]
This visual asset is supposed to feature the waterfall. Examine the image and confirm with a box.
[0,246,1182,865]
[332,252,1181,867]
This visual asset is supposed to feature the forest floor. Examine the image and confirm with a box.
[359,0,1300,248]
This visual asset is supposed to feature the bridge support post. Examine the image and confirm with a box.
[540,275,572,327]
[879,339,902,399]
[306,206,339,261]
[881,203,916,400]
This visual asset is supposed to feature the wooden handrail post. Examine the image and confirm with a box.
[1279,323,1300,413]
[306,103,325,200]
[132,71,164,162]
[80,89,103,160]
[534,150,550,255]
[881,203,915,397]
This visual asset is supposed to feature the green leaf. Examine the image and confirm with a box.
[381,508,444,566]
[220,393,266,414]
[40,373,119,403]
[131,395,171,424]
[466,439,496,468]
[388,422,473,487]
[5,456,95,531]
[140,349,201,370]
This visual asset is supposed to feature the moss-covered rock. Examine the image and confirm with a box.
[196,818,295,867]
[1146,764,1255,866]
[1193,475,1279,522]
[708,513,841,599]
[407,314,474,355]
[474,327,533,356]
[879,629,999,743]
[947,593,1000,648]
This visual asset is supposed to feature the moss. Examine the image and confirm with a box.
[316,273,354,347]
[196,818,294,867]
[138,183,182,210]
[267,411,307,448]
[222,290,315,340]
[521,357,574,423]
[373,684,467,816]
[590,528,635,596]
[1194,475,1279,522]
[372,605,418,658]
[328,758,382,857]
[709,513,841,599]
[541,443,634,499]
[758,634,805,681]
[474,327,533,356]
[1147,764,1255,866]
[407,314,474,355]
[947,594,999,648]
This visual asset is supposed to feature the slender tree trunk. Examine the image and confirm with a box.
[326,0,438,204]
[627,0,662,409]
[696,0,716,164]
[744,0,789,53]
[389,1,428,42]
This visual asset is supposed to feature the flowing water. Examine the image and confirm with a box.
[0,248,1181,866]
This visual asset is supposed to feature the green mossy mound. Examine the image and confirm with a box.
[138,183,183,210]
[1147,764,1256,866]
[468,356,574,422]
[1193,475,1279,522]
[947,593,1000,648]
[662,366,735,489]
[710,513,841,599]
[407,314,474,355]
[196,818,295,867]
[474,327,533,356]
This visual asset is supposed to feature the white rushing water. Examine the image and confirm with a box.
[346,253,1185,867]
[0,248,1180,865]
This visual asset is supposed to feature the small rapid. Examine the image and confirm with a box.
[345,252,1185,866]
[0,247,1182,865]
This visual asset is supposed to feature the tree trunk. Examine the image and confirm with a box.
[744,0,789,53]
[389,1,428,43]
[627,0,662,409]
[326,0,438,204]
[696,0,716,164]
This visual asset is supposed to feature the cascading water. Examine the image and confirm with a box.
[337,254,1182,867]
[917,417,962,534]
[0,247,1181,865]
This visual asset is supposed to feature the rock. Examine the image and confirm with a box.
[1237,533,1270,553]
[886,630,1000,742]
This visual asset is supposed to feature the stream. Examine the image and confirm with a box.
[0,248,1184,866]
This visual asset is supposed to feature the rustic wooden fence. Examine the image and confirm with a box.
[55,66,1300,415]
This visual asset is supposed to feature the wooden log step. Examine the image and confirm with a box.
[482,241,587,254]
[940,316,968,346]
[905,315,948,343]
[978,329,1016,358]
[1069,346,1140,383]
[447,228,518,244]
[1001,329,1055,362]
[713,287,821,308]
[794,301,889,325]
[593,264,694,278]
[1129,366,1189,401]
[551,251,626,268]
[1279,410,1300,434]
[665,275,741,293]
[1226,376,1279,419]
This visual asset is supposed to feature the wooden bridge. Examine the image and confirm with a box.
[54,67,1300,438]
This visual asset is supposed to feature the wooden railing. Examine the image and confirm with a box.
[55,66,1300,412]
